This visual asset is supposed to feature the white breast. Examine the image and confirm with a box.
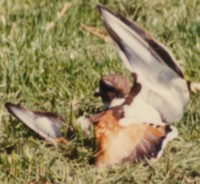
[119,95,162,126]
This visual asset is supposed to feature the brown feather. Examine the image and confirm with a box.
[94,74,132,104]
[93,110,175,167]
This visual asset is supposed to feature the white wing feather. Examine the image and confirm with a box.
[98,6,190,123]
[5,103,63,143]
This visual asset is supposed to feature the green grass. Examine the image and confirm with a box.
[0,0,200,183]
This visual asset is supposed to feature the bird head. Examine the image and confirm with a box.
[94,74,132,108]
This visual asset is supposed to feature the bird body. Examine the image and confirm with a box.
[90,74,177,168]
[120,94,162,126]
[92,108,177,168]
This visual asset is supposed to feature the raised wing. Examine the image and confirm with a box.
[98,5,190,123]
[5,103,64,143]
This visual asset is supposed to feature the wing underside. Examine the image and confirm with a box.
[98,5,189,123]
[5,103,64,143]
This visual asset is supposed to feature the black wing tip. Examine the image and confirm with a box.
[5,102,21,109]
[4,102,19,114]
[4,102,14,109]
[97,4,119,21]
[97,4,108,14]
[97,4,103,12]
[97,4,135,28]
[4,102,26,121]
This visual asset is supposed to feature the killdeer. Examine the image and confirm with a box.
[90,74,178,168]
[3,5,199,168]
[4,75,178,168]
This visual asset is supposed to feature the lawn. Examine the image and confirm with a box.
[0,0,200,183]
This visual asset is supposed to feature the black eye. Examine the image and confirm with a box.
[117,94,123,98]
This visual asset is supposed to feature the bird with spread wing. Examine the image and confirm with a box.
[4,5,200,168]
